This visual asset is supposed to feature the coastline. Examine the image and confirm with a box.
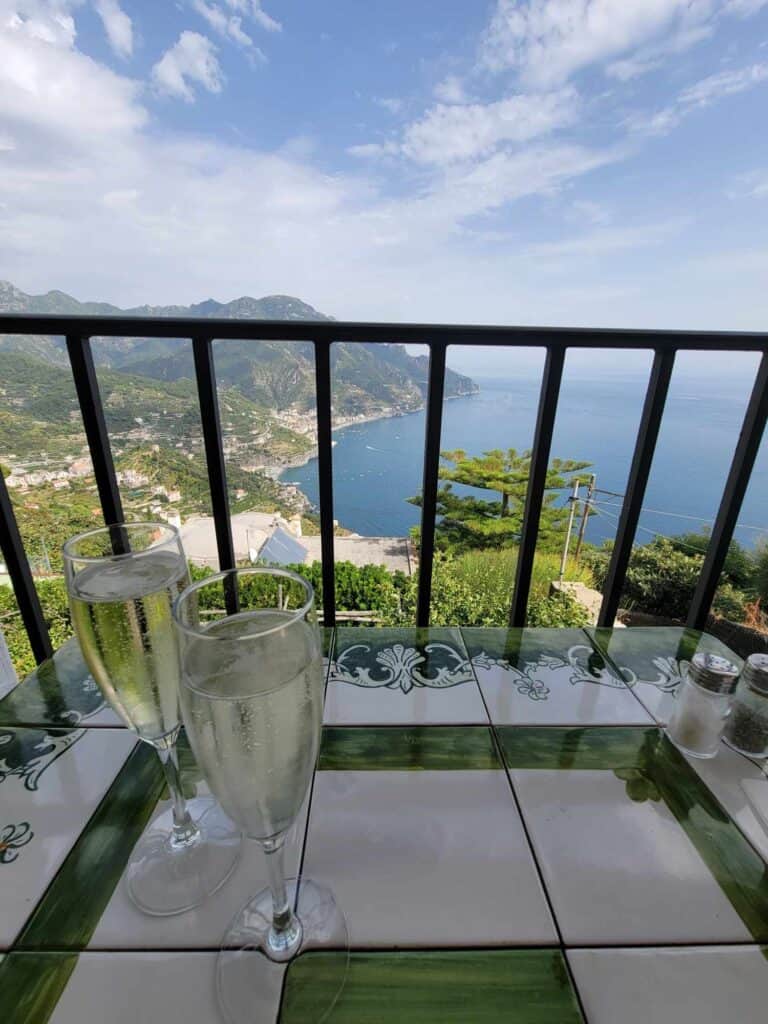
[266,389,479,483]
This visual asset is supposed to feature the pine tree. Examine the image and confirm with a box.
[409,448,590,552]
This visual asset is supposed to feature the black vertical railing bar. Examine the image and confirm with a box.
[313,339,336,627]
[65,335,128,554]
[597,348,676,627]
[0,470,53,663]
[509,345,567,627]
[688,351,768,630]
[191,338,239,614]
[416,341,448,628]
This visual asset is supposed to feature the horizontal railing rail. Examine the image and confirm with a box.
[1,314,767,664]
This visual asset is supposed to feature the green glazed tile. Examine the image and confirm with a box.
[330,627,472,694]
[0,952,78,1024]
[0,638,109,728]
[17,743,164,950]
[647,736,768,943]
[318,726,500,770]
[281,950,584,1023]
[497,726,658,771]
[499,725,768,943]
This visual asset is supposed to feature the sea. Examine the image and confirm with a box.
[280,365,768,550]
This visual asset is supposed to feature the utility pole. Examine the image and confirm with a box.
[574,474,596,562]
[559,479,580,582]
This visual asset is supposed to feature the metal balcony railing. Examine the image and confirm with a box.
[1,314,767,665]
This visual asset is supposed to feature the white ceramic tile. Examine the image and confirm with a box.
[684,745,768,862]
[463,629,652,726]
[49,952,284,1024]
[325,631,487,725]
[568,946,768,1024]
[0,726,137,948]
[90,790,309,949]
[302,770,557,947]
[471,656,652,726]
[511,768,751,944]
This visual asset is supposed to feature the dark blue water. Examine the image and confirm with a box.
[282,366,768,549]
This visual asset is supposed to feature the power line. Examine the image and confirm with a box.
[589,497,768,534]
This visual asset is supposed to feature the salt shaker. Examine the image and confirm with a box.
[723,653,768,760]
[666,652,740,758]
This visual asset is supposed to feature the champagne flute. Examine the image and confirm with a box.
[173,567,348,1023]
[63,522,241,915]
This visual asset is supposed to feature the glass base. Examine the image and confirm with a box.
[126,796,242,916]
[217,878,349,1024]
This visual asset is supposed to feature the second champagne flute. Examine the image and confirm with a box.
[173,567,348,1023]
[63,522,242,915]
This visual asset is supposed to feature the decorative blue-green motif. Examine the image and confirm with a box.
[0,822,33,863]
[0,727,85,791]
[330,641,473,694]
[469,641,625,703]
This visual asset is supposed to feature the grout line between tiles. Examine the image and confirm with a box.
[474,675,591,1021]
[580,626,657,725]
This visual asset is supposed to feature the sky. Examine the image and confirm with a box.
[1,1,768,377]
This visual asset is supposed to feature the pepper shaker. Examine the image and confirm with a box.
[723,653,768,760]
[666,652,740,758]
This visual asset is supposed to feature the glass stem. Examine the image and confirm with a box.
[156,742,200,849]
[262,836,302,961]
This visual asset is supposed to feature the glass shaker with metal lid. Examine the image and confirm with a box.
[723,653,768,759]
[666,652,740,758]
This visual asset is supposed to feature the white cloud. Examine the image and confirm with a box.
[477,0,768,88]
[374,96,403,115]
[93,0,132,59]
[479,0,715,87]
[0,6,145,142]
[728,170,768,198]
[152,31,224,101]
[679,62,768,105]
[630,61,768,135]
[433,75,468,104]
[195,2,273,59]
[354,89,578,167]
[724,0,768,14]
[2,0,77,47]
[606,24,712,80]
[222,0,281,33]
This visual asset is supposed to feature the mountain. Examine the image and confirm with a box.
[0,281,478,416]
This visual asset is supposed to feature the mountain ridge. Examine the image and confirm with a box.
[0,281,479,417]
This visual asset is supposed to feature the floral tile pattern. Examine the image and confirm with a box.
[0,638,119,729]
[0,726,136,950]
[5,627,766,1022]
[462,628,653,725]
[324,628,488,724]
[586,626,744,723]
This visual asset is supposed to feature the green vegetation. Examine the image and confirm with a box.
[586,532,767,625]
[409,449,589,553]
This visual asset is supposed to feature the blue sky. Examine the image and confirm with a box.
[2,0,768,377]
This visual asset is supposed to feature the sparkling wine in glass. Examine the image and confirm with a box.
[64,522,241,915]
[173,568,348,1023]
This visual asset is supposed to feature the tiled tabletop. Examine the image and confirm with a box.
[1,626,768,1023]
